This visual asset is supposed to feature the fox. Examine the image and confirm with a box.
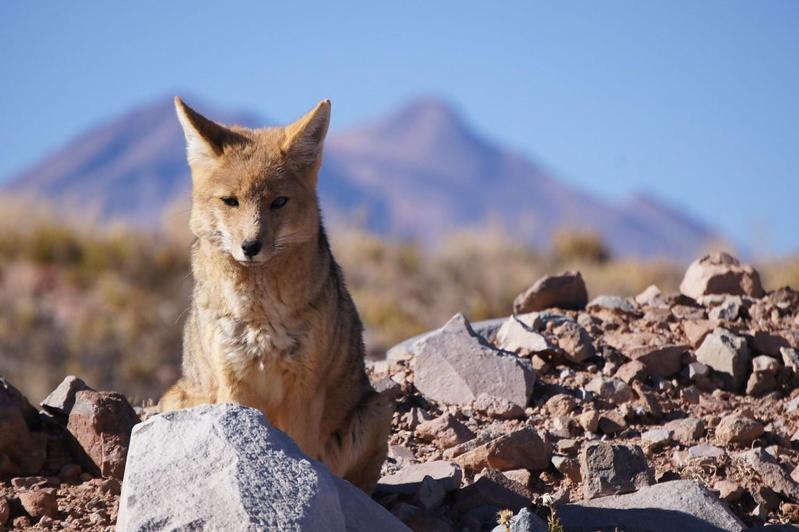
[159,96,393,492]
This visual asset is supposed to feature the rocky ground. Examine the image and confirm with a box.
[0,251,798,530]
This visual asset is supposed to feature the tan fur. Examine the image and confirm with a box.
[160,97,392,492]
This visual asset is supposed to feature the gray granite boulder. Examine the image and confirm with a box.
[117,404,408,532]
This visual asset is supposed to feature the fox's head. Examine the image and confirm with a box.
[175,97,329,265]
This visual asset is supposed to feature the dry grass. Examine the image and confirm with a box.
[0,199,796,402]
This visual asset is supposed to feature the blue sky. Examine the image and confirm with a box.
[1,1,798,254]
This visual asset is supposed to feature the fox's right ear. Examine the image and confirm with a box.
[174,97,239,168]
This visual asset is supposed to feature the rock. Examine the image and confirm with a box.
[664,417,705,445]
[746,366,778,396]
[603,332,686,377]
[453,471,531,513]
[413,475,446,511]
[18,489,58,519]
[687,444,725,462]
[695,328,751,392]
[680,252,764,300]
[614,360,647,384]
[0,378,46,477]
[544,394,577,417]
[412,314,536,408]
[578,410,600,433]
[782,347,799,372]
[40,375,93,416]
[635,285,662,306]
[502,468,531,487]
[513,271,588,313]
[552,321,595,363]
[552,455,581,483]
[378,461,462,494]
[585,376,633,405]
[454,427,550,474]
[495,315,553,354]
[597,410,628,434]
[581,442,654,499]
[714,479,743,502]
[688,361,710,379]
[118,404,408,532]
[11,476,48,489]
[715,413,764,446]
[683,319,718,348]
[67,390,139,480]
[559,480,745,532]
[743,448,799,503]
[473,393,525,420]
[587,295,637,314]
[642,428,673,449]
[0,496,8,526]
[490,507,548,532]
[416,414,475,448]
[701,295,743,321]
[371,377,402,401]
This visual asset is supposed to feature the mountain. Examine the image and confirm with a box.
[2,95,718,258]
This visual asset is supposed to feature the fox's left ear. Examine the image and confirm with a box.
[281,100,331,171]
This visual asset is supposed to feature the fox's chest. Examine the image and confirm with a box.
[215,316,300,374]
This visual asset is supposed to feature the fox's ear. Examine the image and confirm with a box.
[174,97,240,168]
[281,100,331,170]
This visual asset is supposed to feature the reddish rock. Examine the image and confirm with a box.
[66,390,139,480]
[614,361,647,384]
[416,414,474,448]
[455,427,549,473]
[544,394,577,417]
[18,489,58,519]
[0,496,8,526]
[553,321,595,363]
[513,271,588,314]
[680,252,764,300]
[683,320,718,348]
[472,393,525,420]
[714,413,764,446]
[664,418,705,445]
[586,376,633,405]
[0,378,46,477]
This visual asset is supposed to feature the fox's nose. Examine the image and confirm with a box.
[241,239,262,258]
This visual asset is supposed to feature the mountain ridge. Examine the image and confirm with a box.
[2,95,718,259]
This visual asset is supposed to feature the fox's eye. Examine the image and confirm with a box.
[270,196,289,209]
[221,197,239,207]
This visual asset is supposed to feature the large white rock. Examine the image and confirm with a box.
[411,314,536,408]
[117,404,408,532]
[680,252,764,300]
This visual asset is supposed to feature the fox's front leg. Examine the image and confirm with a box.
[321,390,393,493]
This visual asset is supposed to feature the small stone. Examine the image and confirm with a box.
[751,355,780,374]
[552,321,595,363]
[715,413,764,446]
[598,410,627,434]
[641,428,673,449]
[416,414,474,449]
[664,418,705,445]
[687,444,725,462]
[544,394,577,417]
[473,393,525,420]
[502,468,531,487]
[578,410,600,433]
[614,361,647,384]
[683,319,718,348]
[695,328,751,392]
[635,285,662,306]
[588,295,637,314]
[781,347,799,372]
[714,480,743,502]
[12,517,32,529]
[513,271,588,313]
[18,489,58,519]
[687,362,710,380]
[680,252,764,299]
[453,469,532,513]
[40,375,93,416]
[585,376,633,405]
[11,476,47,489]
[581,442,654,499]
[495,315,553,354]
[746,370,777,397]
[454,427,550,474]
[704,295,742,321]
[552,455,581,483]
[743,448,799,503]
[371,377,402,401]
